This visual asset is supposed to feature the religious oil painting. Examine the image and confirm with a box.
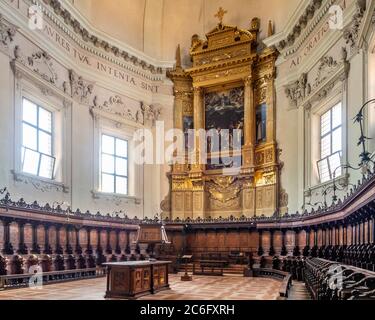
[204,87,244,135]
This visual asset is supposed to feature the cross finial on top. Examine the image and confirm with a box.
[214,7,227,24]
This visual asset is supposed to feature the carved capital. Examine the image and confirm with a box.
[193,86,203,95]
[243,76,253,87]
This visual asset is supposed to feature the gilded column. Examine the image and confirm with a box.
[192,86,204,169]
[172,90,187,172]
[265,75,276,143]
[242,76,256,217]
[243,76,255,169]
[191,86,205,219]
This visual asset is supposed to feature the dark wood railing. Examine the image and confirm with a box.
[0,267,106,290]
[253,268,293,298]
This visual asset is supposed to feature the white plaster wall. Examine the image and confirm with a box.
[275,87,299,213]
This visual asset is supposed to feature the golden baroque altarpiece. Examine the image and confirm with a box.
[167,15,280,220]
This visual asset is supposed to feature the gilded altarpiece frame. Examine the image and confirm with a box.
[168,18,280,219]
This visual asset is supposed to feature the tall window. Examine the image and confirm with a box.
[317,102,342,183]
[101,134,128,195]
[22,98,55,179]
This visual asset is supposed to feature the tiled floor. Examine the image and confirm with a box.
[0,274,283,300]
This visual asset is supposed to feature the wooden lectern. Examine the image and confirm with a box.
[181,255,193,281]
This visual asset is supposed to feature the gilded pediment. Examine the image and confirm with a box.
[190,24,254,57]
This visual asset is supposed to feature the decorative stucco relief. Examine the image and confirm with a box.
[11,171,69,194]
[343,0,367,48]
[141,102,161,127]
[0,14,16,51]
[67,70,94,105]
[284,48,350,109]
[27,50,58,84]
[92,95,137,123]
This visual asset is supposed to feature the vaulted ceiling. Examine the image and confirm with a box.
[70,0,303,64]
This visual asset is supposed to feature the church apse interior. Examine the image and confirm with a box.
[0,0,375,304]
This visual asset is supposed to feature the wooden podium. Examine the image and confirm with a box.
[103,261,171,299]
[181,255,193,281]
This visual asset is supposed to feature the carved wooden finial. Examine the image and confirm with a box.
[176,44,182,69]
[268,20,274,37]
[214,7,227,24]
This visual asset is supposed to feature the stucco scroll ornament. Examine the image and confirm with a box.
[68,70,94,104]
[26,50,58,84]
[284,73,311,108]
[92,95,136,122]
[0,14,17,49]
[313,56,338,89]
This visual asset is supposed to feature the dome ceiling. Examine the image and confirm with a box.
[70,0,303,64]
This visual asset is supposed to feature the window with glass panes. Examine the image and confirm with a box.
[22,98,55,179]
[317,102,342,183]
[101,134,128,195]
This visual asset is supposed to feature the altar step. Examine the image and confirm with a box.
[287,281,312,300]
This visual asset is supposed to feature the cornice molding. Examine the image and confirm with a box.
[0,0,172,105]
[42,0,174,74]
[264,0,357,60]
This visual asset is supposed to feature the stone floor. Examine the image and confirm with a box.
[0,273,284,300]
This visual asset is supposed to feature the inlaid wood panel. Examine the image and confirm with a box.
[226,231,240,249]
[206,231,218,249]
[216,232,226,249]
[36,225,45,247]
[48,227,56,248]
[9,222,19,249]
[262,231,271,250]
[239,231,249,249]
[90,229,98,247]
[109,231,117,249]
[317,230,322,247]
[285,231,295,249]
[79,229,88,247]
[59,228,67,246]
[172,233,184,253]
[129,231,137,244]
[0,221,3,247]
[24,224,34,248]
[119,231,127,251]
[100,230,108,246]
[299,230,307,248]
[273,231,282,250]
[309,231,314,247]
[69,229,76,246]
[339,227,344,246]
[249,231,259,251]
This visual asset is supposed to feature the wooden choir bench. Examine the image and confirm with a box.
[193,260,226,276]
